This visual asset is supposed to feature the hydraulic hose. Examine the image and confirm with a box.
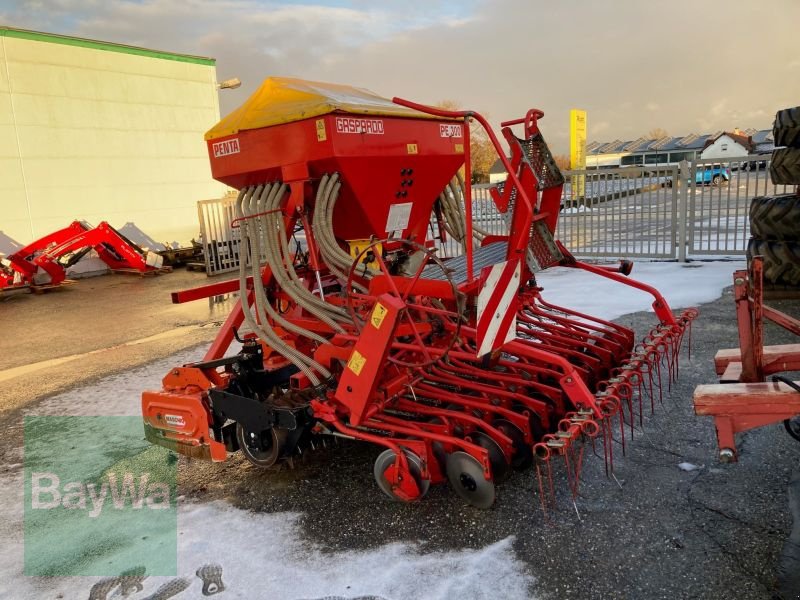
[311,174,370,292]
[246,184,333,345]
[258,184,350,329]
[234,186,324,385]
[437,175,489,245]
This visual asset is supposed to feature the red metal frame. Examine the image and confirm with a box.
[694,256,800,460]
[142,94,697,511]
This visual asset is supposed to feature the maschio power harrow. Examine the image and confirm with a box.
[142,78,697,510]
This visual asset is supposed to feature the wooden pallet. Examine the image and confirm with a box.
[111,266,173,277]
[185,262,206,273]
[28,279,77,294]
[764,285,800,301]
[1,283,30,295]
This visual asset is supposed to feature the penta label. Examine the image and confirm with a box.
[212,138,240,158]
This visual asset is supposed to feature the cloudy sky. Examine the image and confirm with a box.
[2,0,798,152]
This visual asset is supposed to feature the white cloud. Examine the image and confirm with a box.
[3,0,799,151]
[592,120,611,135]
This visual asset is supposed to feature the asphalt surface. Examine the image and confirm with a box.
[1,269,799,599]
[0,268,229,413]
[176,286,800,600]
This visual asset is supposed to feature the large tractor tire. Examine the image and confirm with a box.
[774,106,800,148]
[770,147,800,186]
[749,194,800,240]
[747,238,800,286]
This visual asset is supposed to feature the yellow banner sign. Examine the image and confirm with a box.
[570,109,587,198]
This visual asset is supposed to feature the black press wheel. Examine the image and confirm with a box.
[471,431,511,481]
[774,377,800,443]
[236,423,287,468]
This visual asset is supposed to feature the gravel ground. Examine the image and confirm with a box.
[2,272,798,599]
[177,286,800,600]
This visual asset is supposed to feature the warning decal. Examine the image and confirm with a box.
[370,303,388,330]
[316,119,327,141]
[347,350,367,376]
[476,259,520,357]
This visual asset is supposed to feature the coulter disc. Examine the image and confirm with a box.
[493,419,533,470]
[445,451,496,509]
[471,431,510,481]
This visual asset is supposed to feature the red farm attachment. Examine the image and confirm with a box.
[1,221,163,290]
[694,256,800,461]
[142,77,697,510]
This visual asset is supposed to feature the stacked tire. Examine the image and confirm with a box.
[747,106,800,286]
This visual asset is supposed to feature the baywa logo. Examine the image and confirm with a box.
[24,416,178,576]
[30,471,171,518]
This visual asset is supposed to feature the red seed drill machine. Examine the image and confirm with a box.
[142,78,697,509]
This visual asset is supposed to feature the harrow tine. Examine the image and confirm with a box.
[603,417,614,474]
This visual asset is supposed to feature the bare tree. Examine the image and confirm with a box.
[436,100,496,183]
[553,154,571,171]
[647,127,669,139]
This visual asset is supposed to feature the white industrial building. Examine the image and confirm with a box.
[1,27,226,250]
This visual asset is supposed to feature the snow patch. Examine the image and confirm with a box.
[0,350,536,600]
[536,260,744,321]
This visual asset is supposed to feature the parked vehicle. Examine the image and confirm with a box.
[695,165,730,186]
[736,159,768,172]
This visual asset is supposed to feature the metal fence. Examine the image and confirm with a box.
[687,156,791,256]
[197,195,243,275]
[197,154,792,275]
[435,167,680,261]
[453,154,791,261]
[556,166,678,259]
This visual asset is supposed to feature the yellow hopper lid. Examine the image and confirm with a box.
[206,77,447,140]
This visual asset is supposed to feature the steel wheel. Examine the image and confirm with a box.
[712,175,721,186]
[446,451,495,509]
[236,424,287,468]
[373,449,430,502]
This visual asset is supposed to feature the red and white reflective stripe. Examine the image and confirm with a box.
[476,259,520,357]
